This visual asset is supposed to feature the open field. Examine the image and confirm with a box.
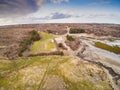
[0,56,112,90]
[0,23,120,90]
[31,32,58,54]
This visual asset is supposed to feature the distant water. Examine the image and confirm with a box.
[107,42,120,46]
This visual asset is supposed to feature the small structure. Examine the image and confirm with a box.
[54,37,63,43]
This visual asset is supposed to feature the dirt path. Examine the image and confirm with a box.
[37,61,51,90]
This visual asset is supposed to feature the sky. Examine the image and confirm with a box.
[0,0,120,25]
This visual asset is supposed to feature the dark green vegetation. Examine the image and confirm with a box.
[95,42,120,54]
[58,43,67,50]
[47,30,52,33]
[30,30,40,41]
[69,28,85,34]
[66,35,75,41]
[59,51,64,56]
[18,30,40,56]
[58,43,63,48]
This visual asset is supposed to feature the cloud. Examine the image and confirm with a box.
[36,0,45,7]
[50,12,72,19]
[0,0,35,18]
[50,0,69,3]
[0,0,69,18]
[89,0,111,6]
[28,12,72,20]
[0,11,120,26]
[0,0,120,25]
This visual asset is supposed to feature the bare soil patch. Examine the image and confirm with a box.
[65,40,80,51]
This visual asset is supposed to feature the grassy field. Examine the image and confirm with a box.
[95,42,120,54]
[31,32,58,54]
[0,56,112,90]
[0,32,112,90]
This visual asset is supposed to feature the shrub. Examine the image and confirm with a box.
[66,35,75,41]
[47,30,52,33]
[30,30,40,41]
[69,28,85,34]
[59,51,64,56]
[58,43,63,48]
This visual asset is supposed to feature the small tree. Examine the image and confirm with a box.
[66,35,75,41]
[59,51,64,56]
[47,30,52,33]
[58,43,63,48]
[30,30,40,41]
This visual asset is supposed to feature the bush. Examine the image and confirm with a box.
[58,43,63,48]
[66,35,75,41]
[59,51,64,56]
[47,30,52,33]
[30,30,40,41]
[69,28,85,34]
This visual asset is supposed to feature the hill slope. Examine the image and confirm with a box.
[0,56,112,90]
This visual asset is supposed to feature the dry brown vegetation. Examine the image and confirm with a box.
[0,23,120,37]
[0,28,33,59]
[0,23,119,89]
[66,23,120,37]
[65,40,80,51]
[0,23,120,59]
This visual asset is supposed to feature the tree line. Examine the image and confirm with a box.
[18,30,40,56]
[69,28,85,34]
